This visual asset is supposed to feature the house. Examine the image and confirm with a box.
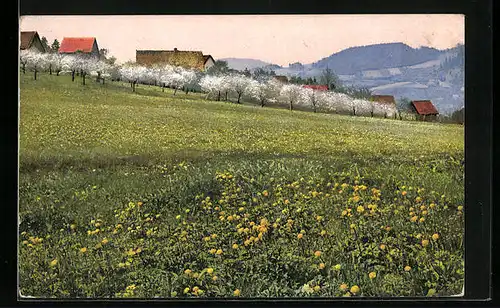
[203,55,216,71]
[136,48,215,71]
[20,31,46,52]
[370,95,396,107]
[59,37,100,58]
[303,85,328,91]
[411,100,439,121]
[273,75,289,83]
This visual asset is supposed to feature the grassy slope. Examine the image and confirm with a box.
[19,73,464,297]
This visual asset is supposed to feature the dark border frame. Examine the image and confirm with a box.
[5,0,493,306]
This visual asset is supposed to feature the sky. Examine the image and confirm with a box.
[19,15,464,67]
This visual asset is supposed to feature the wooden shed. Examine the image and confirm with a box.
[411,100,439,121]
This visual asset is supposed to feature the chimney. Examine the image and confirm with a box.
[174,48,178,52]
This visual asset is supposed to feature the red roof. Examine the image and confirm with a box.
[59,37,96,53]
[302,85,328,91]
[411,100,439,115]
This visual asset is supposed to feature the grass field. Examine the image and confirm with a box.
[19,73,464,298]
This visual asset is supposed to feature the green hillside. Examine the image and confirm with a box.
[19,74,464,298]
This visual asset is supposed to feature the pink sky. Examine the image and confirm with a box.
[19,15,464,67]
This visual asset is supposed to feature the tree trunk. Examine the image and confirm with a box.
[217,91,221,101]
[22,64,26,74]
[71,70,75,82]
[371,110,374,117]
[49,64,52,75]
[185,87,189,94]
[225,91,228,101]
[96,72,101,82]
[133,81,136,92]
[313,102,317,113]
[237,93,242,104]
[82,73,86,85]
[162,83,165,92]
[56,70,60,76]
[290,100,293,111]
[34,69,37,80]
[174,88,178,95]
[352,107,356,116]
[260,99,265,107]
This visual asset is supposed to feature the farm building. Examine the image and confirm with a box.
[136,48,215,71]
[59,37,100,58]
[370,95,397,107]
[411,100,439,121]
[20,31,46,53]
[303,85,329,91]
[203,55,216,71]
[273,75,289,83]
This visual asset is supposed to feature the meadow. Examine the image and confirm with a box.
[19,73,464,298]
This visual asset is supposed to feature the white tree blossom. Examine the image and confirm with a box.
[228,74,252,103]
[280,84,303,111]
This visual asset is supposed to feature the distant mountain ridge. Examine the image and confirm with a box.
[311,42,442,75]
[221,42,464,114]
[218,58,281,71]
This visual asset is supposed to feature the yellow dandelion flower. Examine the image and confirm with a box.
[318,263,325,269]
[211,234,217,239]
[350,224,356,229]
[212,275,218,281]
[232,244,239,249]
[380,244,386,250]
[262,191,269,197]
[341,210,347,216]
[422,210,428,215]
[206,268,214,274]
[184,269,192,275]
[340,283,348,291]
[401,191,407,196]
[314,250,321,257]
[233,289,241,296]
[244,239,251,246]
[458,205,463,211]
[313,285,321,292]
[80,247,87,253]
[183,287,190,294]
[334,264,342,270]
[352,195,360,202]
[422,239,429,247]
[297,233,303,239]
[70,224,76,230]
[419,217,425,223]
[404,265,412,272]
[350,285,360,294]
[369,272,376,279]
[356,206,364,213]
[209,248,216,254]
[215,249,223,255]
[101,238,109,245]
[320,230,327,236]
[192,273,199,278]
[410,216,418,222]
[432,233,439,241]
[415,197,422,203]
[430,203,436,208]
[49,259,58,267]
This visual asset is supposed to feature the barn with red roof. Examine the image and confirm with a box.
[20,31,46,52]
[411,100,439,121]
[59,37,100,58]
